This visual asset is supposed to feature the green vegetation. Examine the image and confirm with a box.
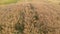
[0,0,19,5]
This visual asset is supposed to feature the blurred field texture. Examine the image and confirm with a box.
[0,0,60,34]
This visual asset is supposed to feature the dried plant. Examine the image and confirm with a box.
[0,2,60,34]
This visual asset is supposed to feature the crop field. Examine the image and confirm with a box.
[0,0,60,34]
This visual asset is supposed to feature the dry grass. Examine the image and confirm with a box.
[0,1,60,34]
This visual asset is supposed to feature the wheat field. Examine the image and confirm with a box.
[0,0,60,34]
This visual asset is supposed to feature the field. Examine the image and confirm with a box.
[0,0,19,4]
[0,0,60,34]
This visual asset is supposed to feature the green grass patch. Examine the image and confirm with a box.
[0,0,19,5]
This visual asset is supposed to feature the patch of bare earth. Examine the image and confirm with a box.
[0,2,60,34]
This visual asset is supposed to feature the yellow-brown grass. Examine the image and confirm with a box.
[0,2,60,34]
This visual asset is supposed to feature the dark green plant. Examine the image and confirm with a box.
[15,22,24,33]
[14,10,25,34]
